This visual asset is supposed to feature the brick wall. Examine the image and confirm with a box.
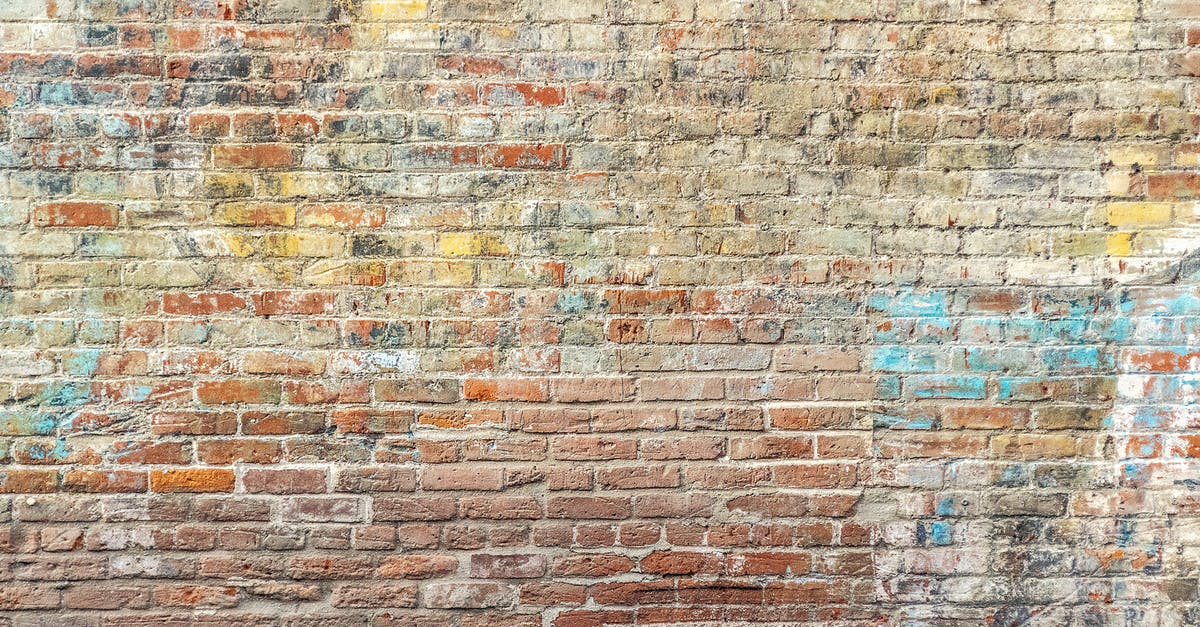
[2,0,1200,624]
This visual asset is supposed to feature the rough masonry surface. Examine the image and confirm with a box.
[1,0,1200,625]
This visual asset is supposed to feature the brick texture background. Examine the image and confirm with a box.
[2,0,1200,624]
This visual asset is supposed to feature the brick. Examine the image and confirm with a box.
[196,380,281,405]
[62,470,148,493]
[640,550,724,575]
[421,466,505,491]
[149,469,235,493]
[252,291,336,316]
[482,84,566,107]
[423,582,513,609]
[153,585,239,608]
[162,292,250,315]
[287,555,374,579]
[1,1,1196,622]
[331,583,418,608]
[459,496,543,519]
[243,468,327,493]
[213,202,296,226]
[374,497,457,521]
[212,144,299,169]
[33,202,119,227]
[470,554,548,578]
[377,555,459,579]
[546,496,630,520]
[480,144,566,169]
[0,469,58,493]
[197,438,282,464]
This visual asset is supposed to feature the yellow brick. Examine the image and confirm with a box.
[214,203,296,227]
[361,0,426,20]
[224,234,256,258]
[303,260,386,286]
[1105,170,1138,196]
[929,85,962,106]
[1175,145,1200,167]
[271,173,344,198]
[1106,232,1132,256]
[1051,232,1107,256]
[1106,202,1172,227]
[389,260,475,286]
[260,233,344,257]
[1106,145,1169,167]
[437,232,510,257]
[350,24,386,46]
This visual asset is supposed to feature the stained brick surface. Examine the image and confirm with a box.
[2,0,1200,624]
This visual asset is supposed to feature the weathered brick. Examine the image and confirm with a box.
[149,469,235,494]
[2,1,1196,622]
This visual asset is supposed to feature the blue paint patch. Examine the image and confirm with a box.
[998,464,1029,487]
[930,521,952,545]
[100,115,138,138]
[1095,317,1133,342]
[963,347,1028,372]
[128,385,155,402]
[867,289,948,318]
[872,346,940,373]
[20,438,71,461]
[1122,462,1147,485]
[39,381,92,406]
[935,496,957,517]
[1116,520,1135,548]
[910,375,986,399]
[0,411,60,436]
[1130,407,1167,430]
[79,233,127,256]
[77,319,118,343]
[1121,287,1200,316]
[62,349,102,376]
[1149,375,1200,400]
[555,292,590,314]
[38,83,76,106]
[1041,346,1110,372]
[997,377,1049,401]
[1006,317,1088,343]
[873,412,935,430]
[875,376,901,400]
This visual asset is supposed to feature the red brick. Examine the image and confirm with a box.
[253,291,337,316]
[197,380,281,404]
[243,468,327,493]
[421,466,505,491]
[464,377,550,401]
[459,496,543,519]
[482,83,565,106]
[480,143,566,169]
[62,470,148,493]
[150,468,235,493]
[471,554,548,578]
[331,583,418,608]
[552,554,634,577]
[212,143,298,168]
[546,496,630,520]
[0,469,58,493]
[153,585,239,608]
[33,202,118,227]
[376,555,459,579]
